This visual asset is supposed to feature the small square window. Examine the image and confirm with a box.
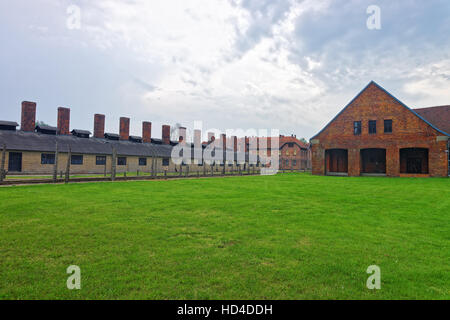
[139,158,147,166]
[96,156,106,166]
[117,157,127,166]
[369,120,377,134]
[354,121,362,135]
[71,155,83,165]
[41,153,55,165]
[162,158,170,166]
[384,120,392,133]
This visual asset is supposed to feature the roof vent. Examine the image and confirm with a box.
[72,129,91,139]
[36,125,57,135]
[104,133,120,141]
[0,121,19,131]
[151,138,163,145]
[129,136,142,143]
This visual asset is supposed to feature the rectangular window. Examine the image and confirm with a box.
[354,121,362,135]
[369,120,377,134]
[384,119,392,133]
[71,155,83,165]
[162,158,170,166]
[117,157,127,166]
[285,159,289,166]
[139,158,147,166]
[96,156,106,166]
[288,142,294,148]
[41,153,55,165]
[292,160,297,166]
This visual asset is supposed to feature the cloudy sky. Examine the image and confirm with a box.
[0,0,449,140]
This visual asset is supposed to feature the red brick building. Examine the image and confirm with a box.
[278,135,311,170]
[311,81,450,177]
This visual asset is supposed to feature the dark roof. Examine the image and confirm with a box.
[413,106,450,136]
[104,133,120,140]
[72,129,92,136]
[36,125,57,131]
[311,81,450,140]
[0,130,173,158]
[0,121,19,127]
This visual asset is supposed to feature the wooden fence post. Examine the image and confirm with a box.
[53,142,58,183]
[111,147,117,181]
[0,144,6,182]
[65,147,71,184]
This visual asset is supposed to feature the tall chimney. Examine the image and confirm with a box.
[194,129,201,146]
[179,127,186,143]
[119,117,130,140]
[94,114,105,139]
[57,107,70,135]
[221,134,226,150]
[142,121,152,143]
[21,101,36,132]
[233,136,238,152]
[162,125,171,145]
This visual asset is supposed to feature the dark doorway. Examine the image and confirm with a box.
[325,149,348,174]
[361,149,386,174]
[400,148,429,174]
[8,152,22,172]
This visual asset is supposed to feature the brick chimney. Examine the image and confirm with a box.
[179,127,186,143]
[21,101,36,132]
[57,107,70,135]
[94,114,105,139]
[142,121,152,143]
[194,129,201,146]
[221,134,226,150]
[162,125,171,145]
[233,136,238,152]
[119,117,130,141]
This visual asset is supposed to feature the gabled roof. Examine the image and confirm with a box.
[413,106,450,136]
[0,121,19,127]
[310,81,450,140]
[71,129,92,136]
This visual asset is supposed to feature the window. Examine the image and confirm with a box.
[139,158,147,166]
[41,153,55,165]
[96,156,106,166]
[384,120,392,133]
[285,159,289,166]
[292,160,297,166]
[71,155,83,165]
[354,121,362,135]
[369,120,377,134]
[162,158,170,166]
[228,163,233,167]
[117,157,127,166]
[288,142,294,148]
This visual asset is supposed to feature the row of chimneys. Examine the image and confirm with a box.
[20,101,267,151]
[20,101,173,144]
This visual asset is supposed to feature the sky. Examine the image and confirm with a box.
[0,0,449,140]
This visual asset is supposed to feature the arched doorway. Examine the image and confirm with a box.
[360,149,386,174]
[325,149,348,175]
[400,148,429,174]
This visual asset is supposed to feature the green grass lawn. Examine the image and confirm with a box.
[0,173,449,299]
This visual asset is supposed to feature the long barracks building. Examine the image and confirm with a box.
[310,81,450,177]
[0,101,311,175]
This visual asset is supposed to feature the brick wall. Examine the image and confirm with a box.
[311,82,449,177]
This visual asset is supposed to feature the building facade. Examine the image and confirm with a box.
[311,81,450,177]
